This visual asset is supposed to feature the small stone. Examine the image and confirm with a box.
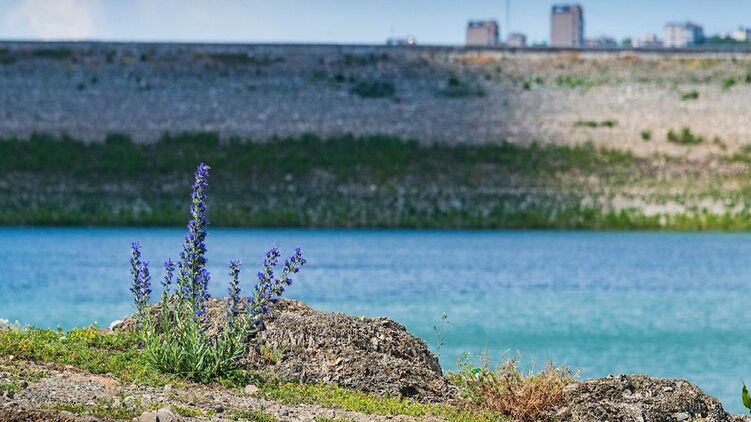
[18,381,28,389]
[214,404,224,413]
[138,406,179,422]
[4,391,14,399]
[123,395,135,409]
[673,412,690,421]
[244,384,259,396]
[163,384,173,393]
[279,409,289,416]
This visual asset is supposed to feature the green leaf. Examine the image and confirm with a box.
[743,383,751,413]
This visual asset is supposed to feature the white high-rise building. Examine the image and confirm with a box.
[663,22,704,48]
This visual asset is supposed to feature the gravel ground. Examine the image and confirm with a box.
[0,358,434,421]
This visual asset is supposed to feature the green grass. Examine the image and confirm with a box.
[51,402,144,420]
[229,409,279,421]
[667,127,704,145]
[680,90,699,100]
[260,383,503,422]
[0,326,171,386]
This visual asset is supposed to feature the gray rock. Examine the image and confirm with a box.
[558,375,736,422]
[138,406,180,422]
[243,384,259,396]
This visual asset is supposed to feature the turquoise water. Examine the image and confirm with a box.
[1,228,750,414]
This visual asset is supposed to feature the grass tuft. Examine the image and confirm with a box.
[449,353,575,422]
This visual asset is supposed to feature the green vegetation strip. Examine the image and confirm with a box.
[2,132,751,230]
[260,383,502,422]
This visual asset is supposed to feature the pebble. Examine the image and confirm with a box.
[673,412,690,421]
[214,404,224,413]
[243,384,259,396]
[123,395,135,409]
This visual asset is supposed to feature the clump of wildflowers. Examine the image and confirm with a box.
[129,242,151,318]
[177,163,211,318]
[128,163,306,382]
[162,258,175,298]
[226,259,242,327]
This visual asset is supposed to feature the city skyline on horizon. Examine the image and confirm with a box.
[0,0,750,45]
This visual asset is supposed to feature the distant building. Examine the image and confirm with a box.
[584,36,618,48]
[386,35,417,46]
[466,20,500,46]
[663,22,704,48]
[730,27,751,42]
[633,33,662,48]
[506,32,527,47]
[550,4,584,47]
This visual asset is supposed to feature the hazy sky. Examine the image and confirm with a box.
[0,0,749,45]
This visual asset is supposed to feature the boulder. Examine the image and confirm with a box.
[557,374,749,422]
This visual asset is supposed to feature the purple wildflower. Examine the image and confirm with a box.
[247,246,306,329]
[130,242,151,314]
[130,242,142,298]
[162,258,175,296]
[177,163,212,316]
[226,259,242,327]
[130,251,151,318]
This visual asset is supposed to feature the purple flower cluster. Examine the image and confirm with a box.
[177,163,212,317]
[127,163,306,336]
[129,242,152,316]
[226,259,242,327]
[248,246,307,326]
[162,258,175,295]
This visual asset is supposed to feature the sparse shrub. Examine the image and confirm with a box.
[130,163,307,382]
[449,353,575,422]
[76,82,86,91]
[743,384,751,414]
[432,312,449,358]
[680,90,699,100]
[723,77,736,90]
[712,136,727,150]
[32,47,73,60]
[745,73,751,83]
[667,127,703,145]
[574,120,598,128]
[641,129,652,141]
[574,120,617,128]
[208,53,281,66]
[437,75,486,98]
[522,80,531,90]
[350,80,396,98]
[555,74,591,89]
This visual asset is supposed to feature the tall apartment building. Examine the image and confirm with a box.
[663,22,704,48]
[466,20,500,46]
[550,4,584,47]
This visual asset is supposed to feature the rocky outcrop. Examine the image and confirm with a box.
[117,298,456,402]
[556,374,750,422]
[242,299,455,402]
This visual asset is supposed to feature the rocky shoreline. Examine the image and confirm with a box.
[1,300,748,421]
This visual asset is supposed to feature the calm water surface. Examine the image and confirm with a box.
[1,228,750,413]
